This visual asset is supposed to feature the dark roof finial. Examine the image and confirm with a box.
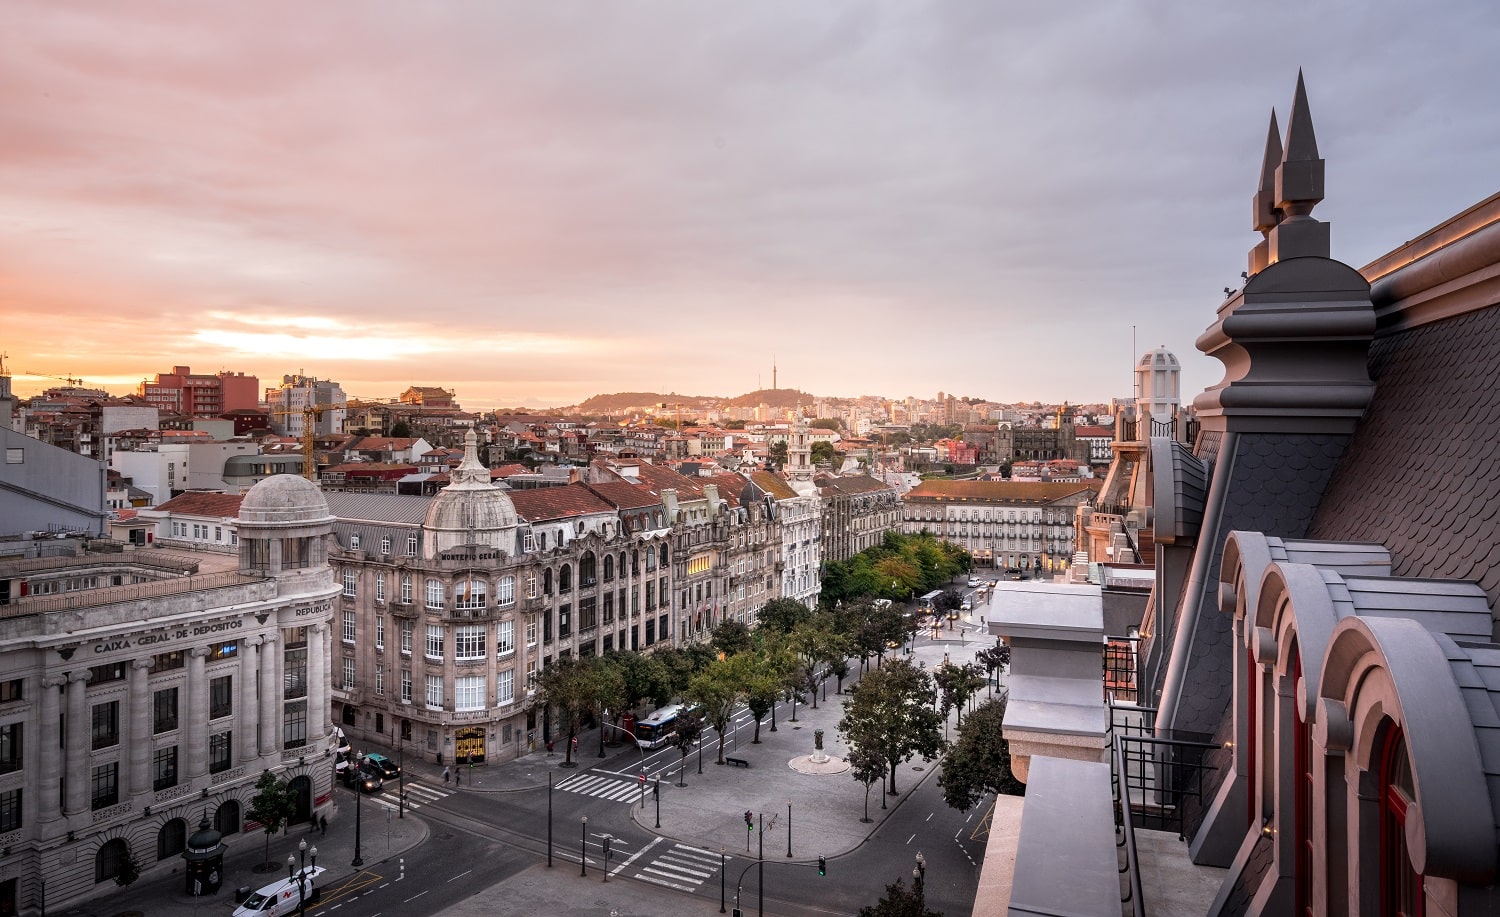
[1275,69,1324,218]
[1253,109,1282,233]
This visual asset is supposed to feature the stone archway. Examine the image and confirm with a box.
[215,799,241,836]
[287,775,312,823]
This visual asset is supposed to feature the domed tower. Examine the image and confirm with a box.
[1136,346,1181,433]
[238,473,336,595]
[423,426,519,558]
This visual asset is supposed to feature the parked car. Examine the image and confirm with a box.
[233,866,325,916]
[967,576,980,588]
[364,752,401,779]
[961,600,973,611]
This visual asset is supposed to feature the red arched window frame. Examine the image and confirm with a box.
[1380,725,1423,917]
[1293,651,1312,916]
[1246,645,1257,824]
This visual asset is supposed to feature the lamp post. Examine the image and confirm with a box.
[913,851,926,905]
[397,733,405,819]
[786,800,792,858]
[720,848,727,914]
[288,840,318,916]
[580,816,588,877]
[547,771,553,867]
[351,755,364,868]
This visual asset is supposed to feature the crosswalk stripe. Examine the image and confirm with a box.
[636,872,698,892]
[555,772,640,804]
[665,852,719,870]
[653,859,712,879]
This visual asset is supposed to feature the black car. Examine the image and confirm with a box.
[363,752,401,779]
[338,761,384,794]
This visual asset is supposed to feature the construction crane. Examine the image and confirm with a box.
[23,369,92,388]
[270,397,394,480]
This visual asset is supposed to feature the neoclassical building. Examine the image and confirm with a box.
[328,431,675,764]
[902,479,1096,573]
[0,474,339,914]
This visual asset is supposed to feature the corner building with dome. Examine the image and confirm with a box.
[0,473,341,913]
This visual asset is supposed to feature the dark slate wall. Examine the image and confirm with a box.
[1310,306,1500,611]
[1170,432,1350,737]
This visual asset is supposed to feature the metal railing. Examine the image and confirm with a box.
[1103,635,1140,704]
[1109,703,1218,840]
[1113,737,1146,917]
[3,570,265,617]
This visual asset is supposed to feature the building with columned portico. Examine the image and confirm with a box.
[0,474,340,914]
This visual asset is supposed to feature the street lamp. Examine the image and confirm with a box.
[351,754,364,868]
[913,851,926,904]
[397,732,406,819]
[580,816,588,877]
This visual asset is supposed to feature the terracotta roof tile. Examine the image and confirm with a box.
[905,480,1101,503]
[509,483,616,523]
[155,492,246,518]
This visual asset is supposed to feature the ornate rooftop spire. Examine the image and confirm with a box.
[1249,109,1283,274]
[1268,70,1329,262]
[448,425,492,489]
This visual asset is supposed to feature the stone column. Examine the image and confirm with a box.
[37,675,66,825]
[185,646,211,778]
[240,637,262,764]
[308,623,327,745]
[259,633,279,756]
[63,670,91,816]
[128,658,153,796]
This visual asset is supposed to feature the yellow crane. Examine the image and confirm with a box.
[269,398,391,481]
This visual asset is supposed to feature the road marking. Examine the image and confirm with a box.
[612,835,662,874]
[637,873,698,892]
[556,772,643,803]
[403,890,428,903]
[926,812,934,821]
[906,833,916,845]
[447,869,472,882]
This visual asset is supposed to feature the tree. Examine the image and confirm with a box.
[790,620,844,709]
[389,420,412,438]
[974,642,1011,699]
[536,655,597,767]
[588,658,628,754]
[934,662,986,729]
[938,697,1025,811]
[113,842,141,887]
[687,657,745,765]
[247,770,295,868]
[611,650,671,711]
[758,598,812,634]
[671,711,704,786]
[810,440,838,466]
[711,619,753,657]
[742,657,782,743]
[838,658,944,797]
[847,730,888,821]
[856,877,943,917]
[809,418,842,432]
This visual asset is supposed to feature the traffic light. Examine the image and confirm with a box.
[744,810,754,832]
[818,855,826,876]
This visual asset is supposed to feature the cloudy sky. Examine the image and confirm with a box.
[4,2,1497,410]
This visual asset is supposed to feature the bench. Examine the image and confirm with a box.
[725,756,750,768]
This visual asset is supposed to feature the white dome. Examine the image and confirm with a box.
[239,474,333,525]
[422,427,518,556]
[1138,345,1179,369]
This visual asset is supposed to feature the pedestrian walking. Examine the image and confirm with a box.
[319,814,327,836]
[455,765,461,786]
[442,765,451,785]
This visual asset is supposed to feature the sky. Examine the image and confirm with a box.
[3,2,1498,411]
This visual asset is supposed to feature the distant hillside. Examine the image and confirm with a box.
[571,388,821,414]
[722,388,816,408]
[572,392,718,414]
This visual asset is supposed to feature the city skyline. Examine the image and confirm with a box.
[4,1,1497,410]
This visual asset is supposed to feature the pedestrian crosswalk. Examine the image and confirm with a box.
[367,781,452,814]
[555,772,645,804]
[628,842,725,893]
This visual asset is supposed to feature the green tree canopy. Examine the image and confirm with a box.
[536,655,599,766]
[758,597,813,634]
[711,619,753,657]
[838,658,944,796]
[937,697,1025,811]
[809,418,842,431]
[856,877,943,917]
[687,656,748,765]
[247,770,296,867]
[810,440,839,466]
[769,440,789,467]
[671,710,705,786]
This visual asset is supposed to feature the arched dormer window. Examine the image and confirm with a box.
[1380,725,1421,916]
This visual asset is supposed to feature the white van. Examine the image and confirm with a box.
[233,866,325,917]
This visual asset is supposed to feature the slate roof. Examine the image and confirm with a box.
[323,492,432,525]
[509,483,616,523]
[154,492,246,518]
[1308,305,1500,608]
[701,472,750,507]
[815,474,898,496]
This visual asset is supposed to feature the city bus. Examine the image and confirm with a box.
[633,703,699,749]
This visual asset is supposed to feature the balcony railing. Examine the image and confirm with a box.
[1109,703,1218,841]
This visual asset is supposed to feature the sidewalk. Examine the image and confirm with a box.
[66,793,429,917]
[626,633,999,868]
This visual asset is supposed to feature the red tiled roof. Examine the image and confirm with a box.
[586,480,662,510]
[1075,425,1115,438]
[155,492,246,517]
[492,464,532,477]
[509,483,617,523]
